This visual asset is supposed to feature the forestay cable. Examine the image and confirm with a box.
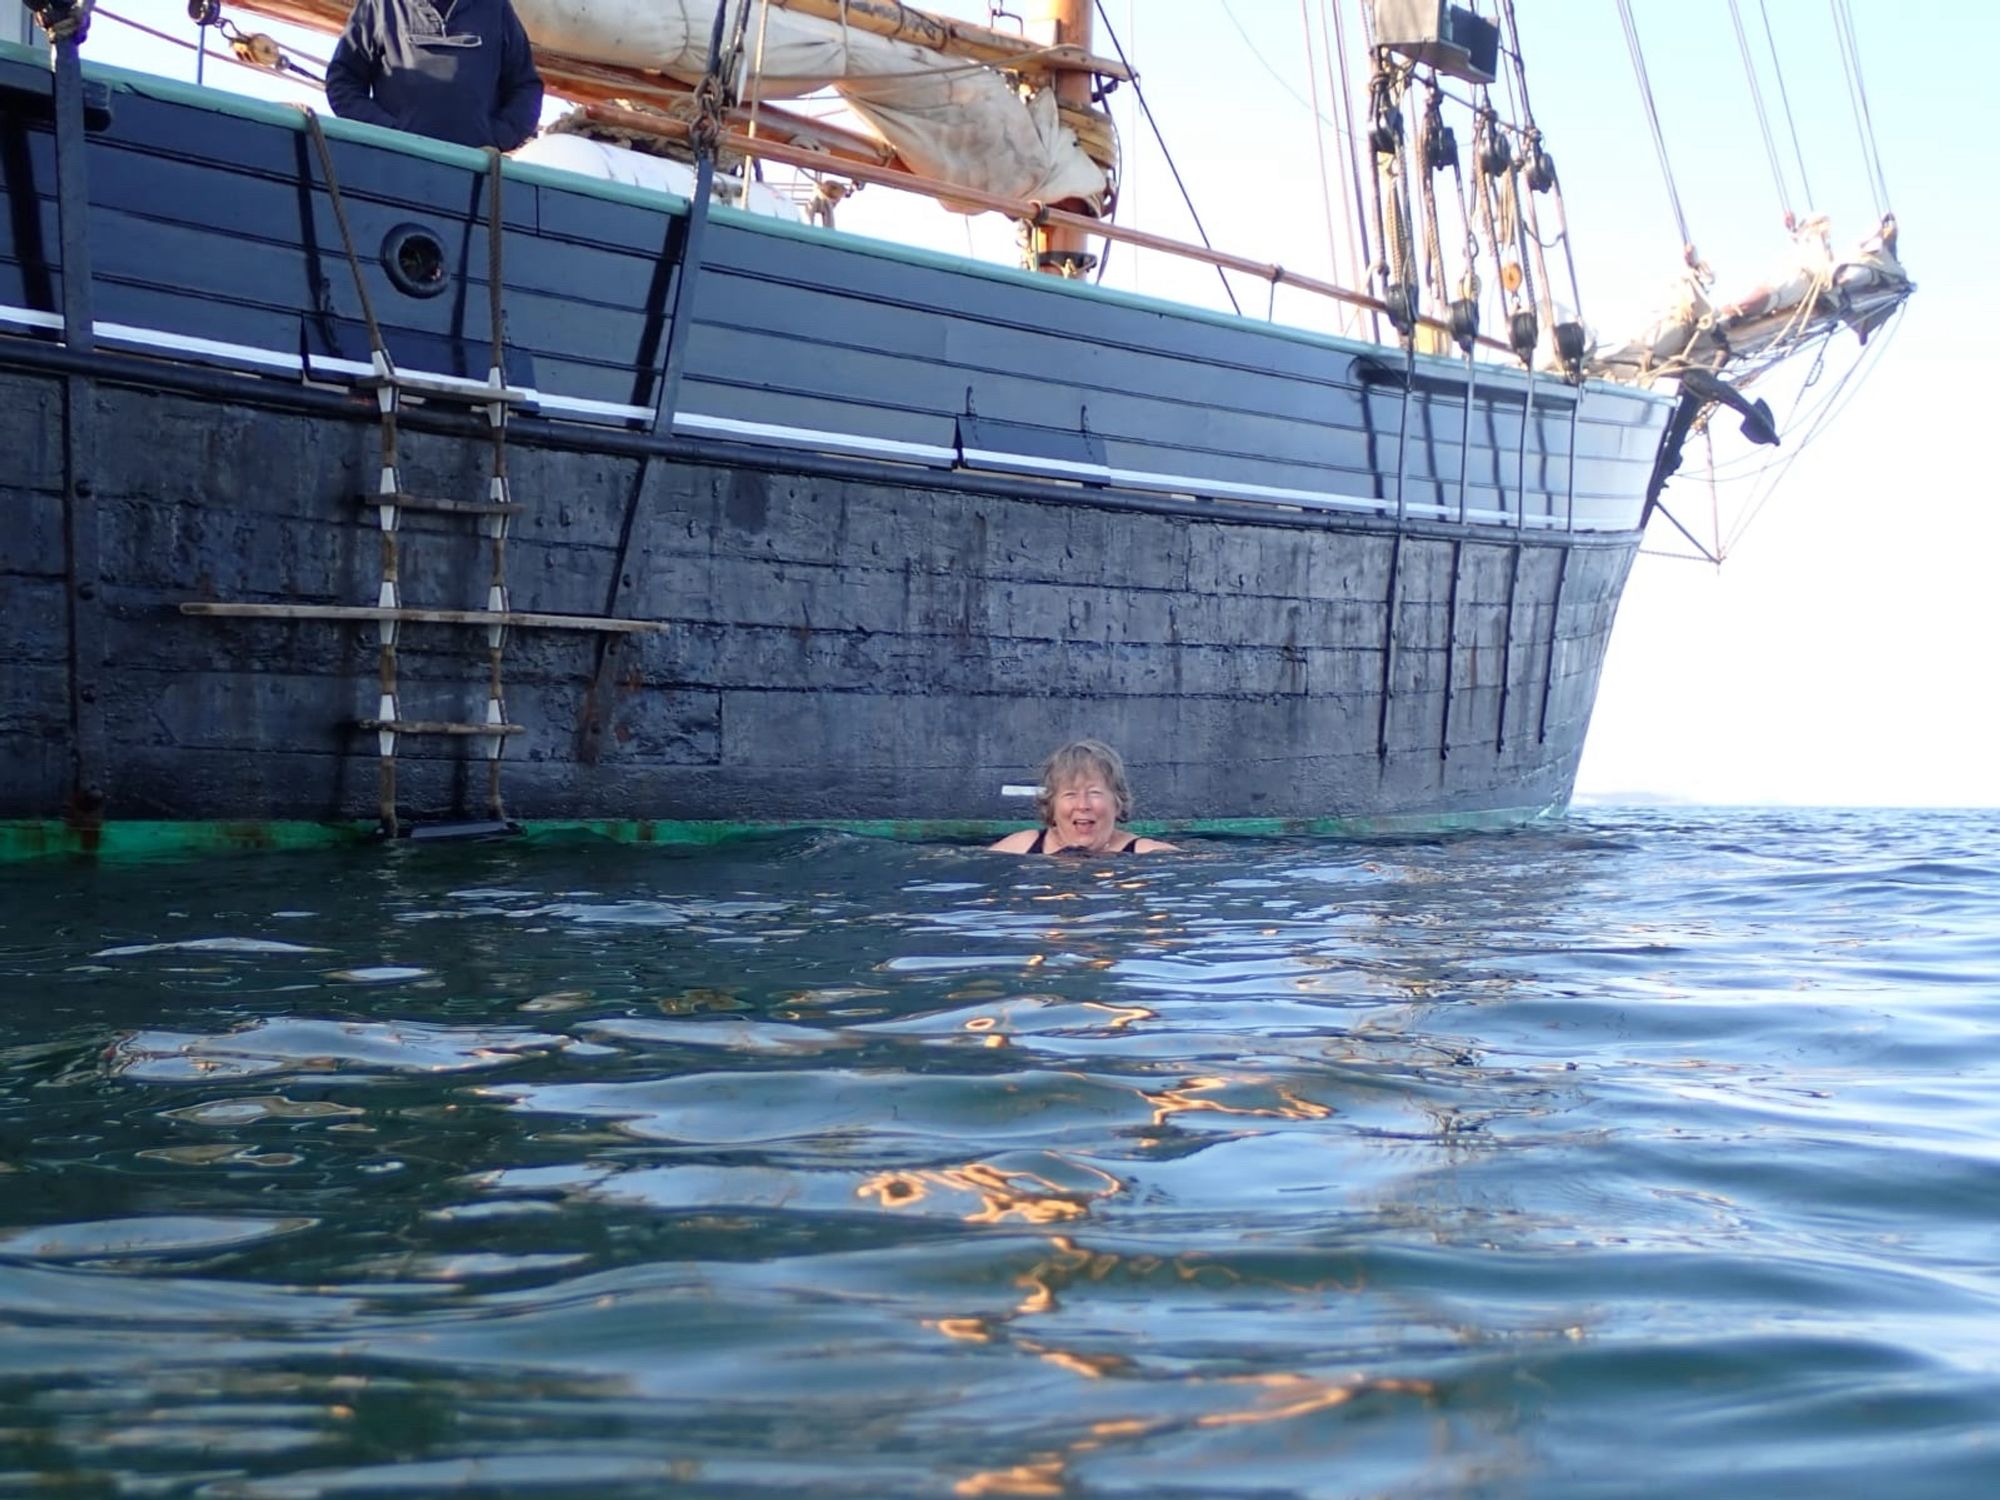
[1097,0,1242,314]
[1297,0,1347,295]
[1831,0,1892,217]
[1325,0,1378,341]
[1728,0,1792,224]
[1614,0,1694,259]
[1758,0,1816,211]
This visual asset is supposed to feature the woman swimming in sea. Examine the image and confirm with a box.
[989,739,1178,855]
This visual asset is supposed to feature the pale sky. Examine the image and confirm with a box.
[38,1,1997,807]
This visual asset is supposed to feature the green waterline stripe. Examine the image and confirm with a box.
[0,807,1556,862]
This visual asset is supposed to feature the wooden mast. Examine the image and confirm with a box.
[1028,0,1098,277]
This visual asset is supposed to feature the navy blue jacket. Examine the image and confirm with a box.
[325,0,543,152]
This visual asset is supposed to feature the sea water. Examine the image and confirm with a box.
[1,807,1996,1498]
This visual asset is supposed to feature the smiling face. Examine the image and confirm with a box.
[1048,772,1121,851]
[1035,740,1135,853]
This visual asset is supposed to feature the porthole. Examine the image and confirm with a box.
[381,223,449,299]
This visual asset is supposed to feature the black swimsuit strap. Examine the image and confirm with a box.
[1029,829,1137,855]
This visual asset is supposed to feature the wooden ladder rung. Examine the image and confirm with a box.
[181,602,668,635]
[358,492,525,517]
[361,371,531,406]
[357,719,525,736]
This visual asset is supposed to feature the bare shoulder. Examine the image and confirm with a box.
[989,828,1041,853]
[1130,837,1180,853]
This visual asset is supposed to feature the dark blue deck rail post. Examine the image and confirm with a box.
[41,3,106,827]
[1438,539,1462,762]
[1493,542,1521,754]
[1537,545,1570,746]
[48,23,90,352]
[1375,340,1418,762]
[576,2,732,767]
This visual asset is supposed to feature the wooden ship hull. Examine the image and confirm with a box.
[0,39,1678,853]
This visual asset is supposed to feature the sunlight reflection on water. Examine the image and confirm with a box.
[2,809,1998,1496]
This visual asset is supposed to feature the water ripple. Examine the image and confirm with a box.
[1,809,1997,1496]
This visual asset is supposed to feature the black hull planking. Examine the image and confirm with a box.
[0,44,1673,843]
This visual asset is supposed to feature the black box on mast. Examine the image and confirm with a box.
[1370,0,1501,85]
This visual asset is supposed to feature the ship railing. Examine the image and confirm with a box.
[572,102,1520,366]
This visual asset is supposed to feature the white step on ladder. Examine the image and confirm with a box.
[183,118,664,837]
[352,346,528,835]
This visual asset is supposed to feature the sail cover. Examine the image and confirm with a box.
[1590,215,1911,383]
[513,0,1109,211]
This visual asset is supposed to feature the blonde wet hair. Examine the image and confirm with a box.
[1036,739,1134,826]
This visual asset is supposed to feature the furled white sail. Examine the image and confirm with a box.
[513,0,1108,211]
[1591,215,1912,384]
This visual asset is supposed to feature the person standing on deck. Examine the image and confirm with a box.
[325,0,543,152]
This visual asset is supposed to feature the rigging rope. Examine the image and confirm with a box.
[1494,0,1586,373]
[746,0,777,143]
[1365,56,1418,341]
[1297,0,1347,297]
[1495,6,1554,362]
[1414,81,1450,312]
[1469,96,1526,349]
[1442,97,1481,339]
[1717,311,1903,550]
[1706,428,1721,560]
[1325,0,1378,341]
[1219,0,1330,124]
[1614,0,1695,262]
[100,6,326,82]
[1645,499,1723,566]
[1727,0,1792,225]
[1643,303,1903,560]
[1758,0,1815,211]
[1095,0,1241,314]
[1831,0,1892,217]
[302,109,388,368]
